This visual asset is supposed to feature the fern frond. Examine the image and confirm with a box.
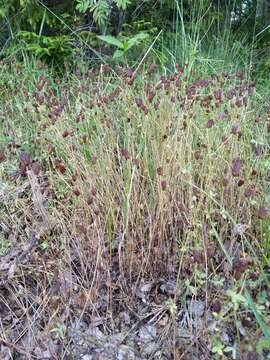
[90,0,109,28]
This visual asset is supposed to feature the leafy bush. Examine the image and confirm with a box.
[18,31,73,65]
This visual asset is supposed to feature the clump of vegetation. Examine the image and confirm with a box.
[0,59,270,358]
[1,1,270,358]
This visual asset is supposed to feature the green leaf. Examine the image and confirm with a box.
[115,0,131,10]
[122,40,129,51]
[76,0,91,13]
[224,346,237,359]
[245,288,270,340]
[97,35,123,49]
[113,49,124,58]
[257,338,270,356]
[212,342,224,355]
[227,289,247,310]
[90,0,109,28]
[126,32,149,50]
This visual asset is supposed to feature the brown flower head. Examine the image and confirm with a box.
[244,186,255,198]
[148,63,157,74]
[32,162,42,175]
[258,207,269,220]
[157,166,163,176]
[76,222,87,235]
[73,187,81,196]
[237,179,245,187]
[231,124,240,135]
[54,159,66,174]
[206,119,215,128]
[135,97,143,108]
[161,180,167,191]
[121,148,130,160]
[231,158,243,177]
[20,152,31,166]
[0,149,6,163]
[91,186,97,197]
[223,177,229,187]
[253,145,262,157]
[132,158,139,166]
[91,154,97,165]
[212,299,221,313]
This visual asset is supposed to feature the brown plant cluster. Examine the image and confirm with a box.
[0,62,270,359]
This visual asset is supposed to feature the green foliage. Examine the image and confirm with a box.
[75,0,132,29]
[0,0,72,33]
[0,0,74,63]
[227,289,247,311]
[123,20,158,35]
[97,35,123,48]
[75,0,92,13]
[18,31,73,64]
[89,0,110,28]
[50,322,66,340]
[115,0,131,10]
[0,0,46,31]
[97,32,149,59]
[1,0,270,75]
[211,339,237,358]
[245,288,270,340]
[245,288,270,356]
[257,338,270,356]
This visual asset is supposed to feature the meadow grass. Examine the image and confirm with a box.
[0,59,270,358]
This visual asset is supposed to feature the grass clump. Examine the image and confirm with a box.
[0,61,270,358]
